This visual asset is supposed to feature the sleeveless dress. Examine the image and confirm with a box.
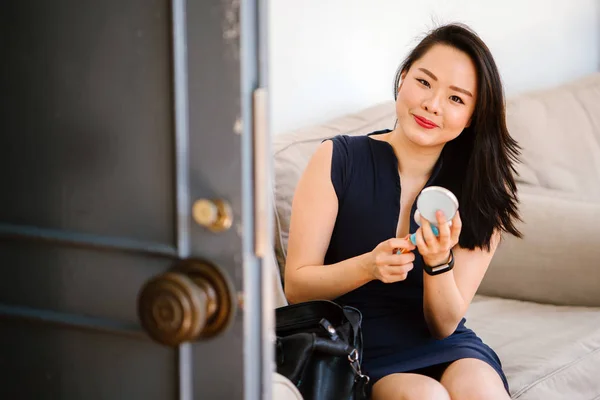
[324,131,509,392]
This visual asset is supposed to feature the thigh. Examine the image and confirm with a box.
[372,372,450,400]
[440,358,510,400]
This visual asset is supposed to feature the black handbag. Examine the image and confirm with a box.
[275,300,370,400]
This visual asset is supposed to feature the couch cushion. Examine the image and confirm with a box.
[467,295,600,399]
[480,184,600,307]
[272,102,396,274]
[505,72,600,197]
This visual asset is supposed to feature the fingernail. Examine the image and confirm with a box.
[410,233,417,245]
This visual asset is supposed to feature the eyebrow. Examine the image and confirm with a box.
[417,67,473,97]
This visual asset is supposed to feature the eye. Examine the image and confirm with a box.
[416,78,430,88]
[450,95,464,104]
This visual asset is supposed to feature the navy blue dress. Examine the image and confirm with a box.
[324,131,509,392]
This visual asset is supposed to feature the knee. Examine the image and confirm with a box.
[372,374,450,400]
[441,361,509,400]
[446,385,496,400]
[402,382,450,400]
[444,377,508,400]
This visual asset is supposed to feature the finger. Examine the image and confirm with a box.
[396,234,415,254]
[450,210,462,243]
[420,215,438,251]
[385,237,416,253]
[414,227,429,254]
[381,264,413,282]
[397,247,412,255]
[436,210,451,248]
[380,273,407,284]
[377,251,415,266]
[389,263,414,276]
[378,267,397,284]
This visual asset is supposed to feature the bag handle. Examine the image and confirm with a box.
[315,336,370,387]
[317,317,370,387]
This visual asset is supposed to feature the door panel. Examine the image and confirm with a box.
[0,323,175,399]
[0,0,175,243]
[0,0,269,398]
[0,241,169,323]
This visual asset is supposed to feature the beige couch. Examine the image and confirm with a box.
[271,72,600,399]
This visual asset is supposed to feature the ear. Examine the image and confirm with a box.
[397,70,408,92]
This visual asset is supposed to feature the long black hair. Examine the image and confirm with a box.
[394,23,522,250]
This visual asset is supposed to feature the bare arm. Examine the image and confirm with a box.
[422,232,500,339]
[284,140,370,303]
[414,210,501,338]
[284,140,415,304]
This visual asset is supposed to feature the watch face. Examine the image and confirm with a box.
[429,264,451,273]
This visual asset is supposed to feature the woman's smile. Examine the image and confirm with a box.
[413,114,439,129]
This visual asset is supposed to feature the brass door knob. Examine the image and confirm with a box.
[137,259,235,346]
[192,199,233,232]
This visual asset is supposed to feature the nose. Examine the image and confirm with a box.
[422,92,442,116]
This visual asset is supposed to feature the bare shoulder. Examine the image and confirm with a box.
[285,139,339,274]
[294,140,334,192]
[311,139,334,165]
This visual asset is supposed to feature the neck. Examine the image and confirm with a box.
[387,125,443,182]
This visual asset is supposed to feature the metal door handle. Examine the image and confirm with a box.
[137,259,235,346]
[192,199,233,232]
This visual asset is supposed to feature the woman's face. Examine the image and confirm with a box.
[396,44,477,148]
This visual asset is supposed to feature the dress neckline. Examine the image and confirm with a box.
[365,130,444,186]
[365,129,444,238]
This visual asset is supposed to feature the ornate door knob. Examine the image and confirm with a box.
[137,259,235,346]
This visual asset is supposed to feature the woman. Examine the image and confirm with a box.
[284,23,522,400]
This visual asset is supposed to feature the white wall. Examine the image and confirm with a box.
[268,0,600,135]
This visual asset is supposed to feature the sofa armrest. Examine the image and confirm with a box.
[478,187,600,307]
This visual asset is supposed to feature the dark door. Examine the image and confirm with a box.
[0,1,272,399]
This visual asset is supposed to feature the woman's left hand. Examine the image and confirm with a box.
[415,210,462,267]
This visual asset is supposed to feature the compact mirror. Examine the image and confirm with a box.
[414,186,459,227]
[400,186,460,251]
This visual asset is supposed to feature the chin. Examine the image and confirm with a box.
[405,127,442,147]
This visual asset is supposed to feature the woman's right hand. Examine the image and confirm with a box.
[365,237,416,283]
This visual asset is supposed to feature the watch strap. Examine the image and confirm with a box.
[423,249,454,276]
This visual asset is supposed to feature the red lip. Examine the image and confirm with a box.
[413,115,438,129]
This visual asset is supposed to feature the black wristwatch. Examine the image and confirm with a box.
[423,249,454,276]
